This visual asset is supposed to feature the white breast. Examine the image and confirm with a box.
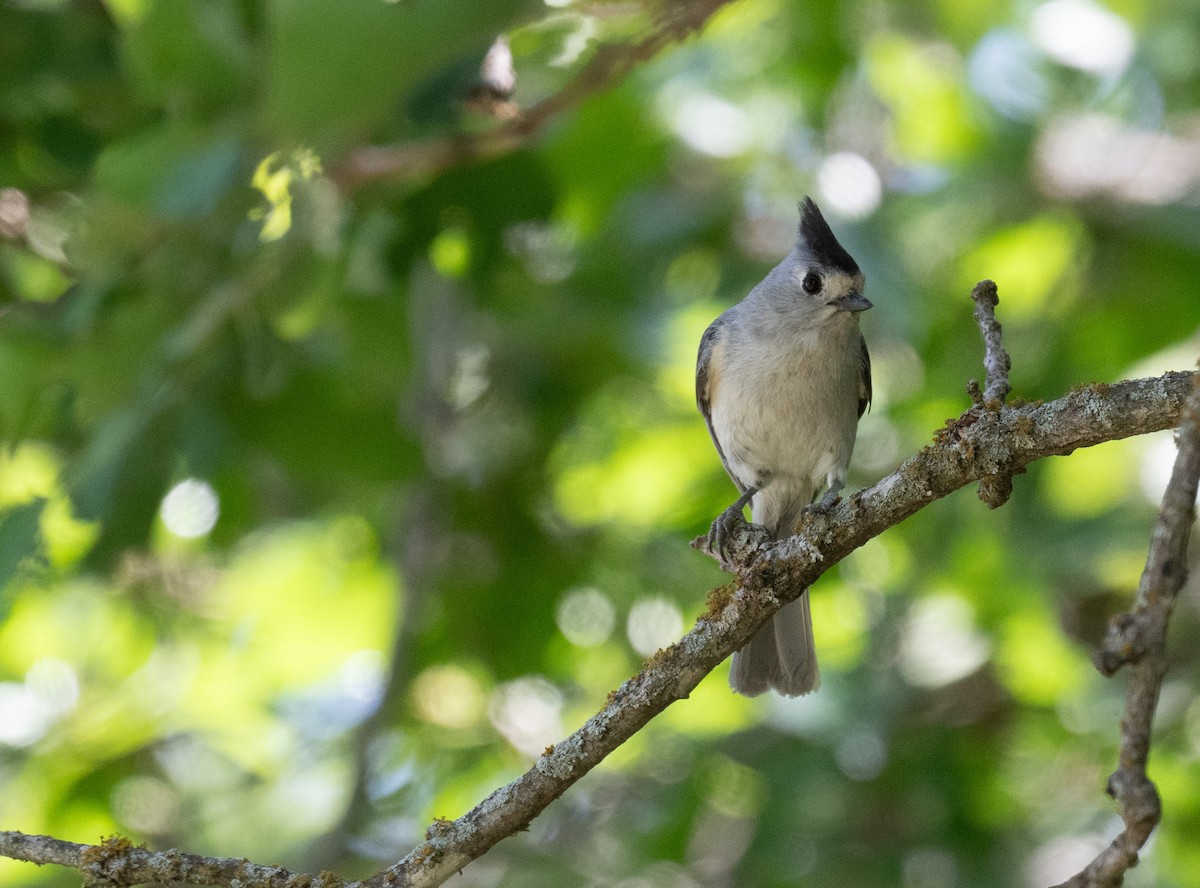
[709,314,861,500]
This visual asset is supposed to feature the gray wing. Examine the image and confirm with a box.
[857,332,872,419]
[697,318,746,494]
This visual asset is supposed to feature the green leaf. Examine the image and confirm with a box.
[0,499,46,597]
[265,0,540,143]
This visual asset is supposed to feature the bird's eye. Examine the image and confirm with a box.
[802,272,823,295]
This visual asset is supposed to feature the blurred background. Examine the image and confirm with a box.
[2,0,1200,886]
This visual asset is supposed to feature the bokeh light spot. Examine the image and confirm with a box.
[556,587,616,648]
[1026,834,1109,886]
[817,152,882,220]
[669,92,753,158]
[968,29,1048,120]
[430,226,471,279]
[449,344,491,411]
[412,664,485,730]
[488,676,563,757]
[160,479,219,539]
[1031,0,1134,75]
[899,595,991,688]
[835,727,888,781]
[1139,431,1182,506]
[703,755,765,818]
[340,649,384,705]
[112,776,180,835]
[0,683,49,747]
[626,597,684,657]
[25,657,79,718]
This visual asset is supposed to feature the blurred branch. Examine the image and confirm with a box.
[307,488,439,868]
[0,833,342,888]
[330,0,732,192]
[313,279,469,864]
[2,282,1197,887]
[1054,370,1200,888]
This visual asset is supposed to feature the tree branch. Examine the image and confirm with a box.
[968,279,1017,508]
[329,0,732,192]
[0,833,343,888]
[2,282,1196,887]
[1053,369,1200,888]
[970,279,1012,407]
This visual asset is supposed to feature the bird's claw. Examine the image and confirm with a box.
[804,485,843,517]
[816,489,841,511]
[707,504,747,561]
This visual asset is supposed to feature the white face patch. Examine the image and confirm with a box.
[787,266,865,322]
[790,265,864,302]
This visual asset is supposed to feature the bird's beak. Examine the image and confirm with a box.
[831,291,873,313]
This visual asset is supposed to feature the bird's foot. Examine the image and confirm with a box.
[797,486,843,531]
[707,504,748,561]
[706,486,758,560]
[810,487,842,512]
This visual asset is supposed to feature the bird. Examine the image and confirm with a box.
[696,197,872,696]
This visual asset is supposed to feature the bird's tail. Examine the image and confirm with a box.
[729,494,819,697]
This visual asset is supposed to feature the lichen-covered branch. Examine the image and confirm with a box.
[969,279,1018,508]
[0,833,342,888]
[971,279,1012,406]
[330,0,732,191]
[1053,370,1200,888]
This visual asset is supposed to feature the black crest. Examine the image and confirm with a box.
[798,197,859,275]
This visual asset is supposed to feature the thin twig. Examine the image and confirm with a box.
[971,279,1012,406]
[330,0,732,192]
[968,280,1018,508]
[1053,369,1200,888]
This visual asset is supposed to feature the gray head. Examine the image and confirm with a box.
[761,197,871,318]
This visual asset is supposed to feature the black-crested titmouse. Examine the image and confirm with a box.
[696,197,872,697]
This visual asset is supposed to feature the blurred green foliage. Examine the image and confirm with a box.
[2,0,1200,886]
